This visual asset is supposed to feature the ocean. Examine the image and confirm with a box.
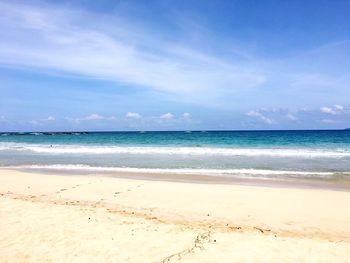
[1,130,350,181]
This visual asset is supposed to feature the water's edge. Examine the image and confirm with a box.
[4,167,350,192]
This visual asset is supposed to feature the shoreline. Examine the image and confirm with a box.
[1,169,350,261]
[7,167,350,192]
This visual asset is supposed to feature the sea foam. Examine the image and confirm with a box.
[1,142,350,158]
[5,164,338,179]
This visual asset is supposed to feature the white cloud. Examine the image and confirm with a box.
[246,110,261,117]
[320,105,345,115]
[0,1,349,116]
[84,114,104,120]
[334,105,344,110]
[0,1,266,106]
[47,116,55,121]
[246,110,275,124]
[160,112,174,120]
[65,114,116,122]
[126,112,142,119]
[320,107,336,115]
[183,112,190,118]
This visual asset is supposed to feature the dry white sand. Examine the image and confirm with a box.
[1,169,350,262]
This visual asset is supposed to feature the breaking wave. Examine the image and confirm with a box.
[1,142,350,158]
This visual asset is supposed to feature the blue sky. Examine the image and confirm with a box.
[0,0,349,131]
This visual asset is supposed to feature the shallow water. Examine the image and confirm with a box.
[1,130,350,181]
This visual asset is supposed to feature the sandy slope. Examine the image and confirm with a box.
[0,169,350,262]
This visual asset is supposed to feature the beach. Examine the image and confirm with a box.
[1,169,350,262]
[1,0,349,261]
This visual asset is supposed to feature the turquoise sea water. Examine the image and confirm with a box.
[1,130,350,180]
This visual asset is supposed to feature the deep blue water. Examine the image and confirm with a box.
[1,130,350,147]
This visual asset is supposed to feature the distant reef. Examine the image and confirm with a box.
[0,132,88,136]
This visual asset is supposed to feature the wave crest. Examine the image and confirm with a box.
[3,164,339,179]
[1,143,350,158]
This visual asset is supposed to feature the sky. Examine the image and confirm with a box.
[0,0,349,131]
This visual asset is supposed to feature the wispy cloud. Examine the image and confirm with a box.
[65,113,116,123]
[1,2,349,108]
[285,113,298,121]
[320,107,337,115]
[160,112,174,120]
[126,112,142,119]
[246,110,275,124]
[244,106,348,128]
[334,105,344,111]
[0,1,266,106]
[1,1,350,131]
[63,112,192,128]
[320,105,345,115]
[182,112,190,119]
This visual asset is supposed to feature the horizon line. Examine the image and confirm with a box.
[1,128,349,134]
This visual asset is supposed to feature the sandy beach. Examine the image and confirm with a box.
[1,0,349,261]
[0,169,350,262]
